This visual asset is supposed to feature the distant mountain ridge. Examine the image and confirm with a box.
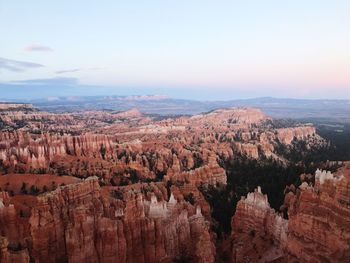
[2,96,350,122]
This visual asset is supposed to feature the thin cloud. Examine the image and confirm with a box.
[11,77,78,86]
[55,68,82,74]
[25,44,53,52]
[0,57,44,72]
[55,67,103,74]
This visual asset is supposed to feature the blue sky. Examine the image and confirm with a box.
[1,1,350,100]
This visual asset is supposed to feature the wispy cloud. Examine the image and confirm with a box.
[10,77,78,86]
[25,44,53,52]
[55,67,103,74]
[55,68,82,74]
[0,57,44,72]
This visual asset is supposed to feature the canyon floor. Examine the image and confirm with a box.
[0,103,349,263]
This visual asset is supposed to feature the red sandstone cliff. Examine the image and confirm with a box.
[286,167,350,262]
[231,187,287,262]
[276,126,317,145]
[0,178,216,263]
[231,165,350,263]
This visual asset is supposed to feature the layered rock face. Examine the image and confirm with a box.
[0,178,216,263]
[286,167,350,262]
[165,154,226,186]
[0,191,31,263]
[0,236,30,263]
[0,132,114,169]
[276,126,316,144]
[189,108,270,127]
[231,165,350,263]
[231,187,288,262]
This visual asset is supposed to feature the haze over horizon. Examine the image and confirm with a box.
[1,1,350,100]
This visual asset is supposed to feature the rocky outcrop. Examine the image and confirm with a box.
[0,178,216,263]
[0,192,30,263]
[286,167,350,262]
[165,156,226,186]
[0,236,29,263]
[233,143,259,159]
[231,187,288,262]
[231,165,350,263]
[190,108,270,126]
[276,126,316,145]
[0,132,114,167]
[0,132,116,176]
[114,108,143,118]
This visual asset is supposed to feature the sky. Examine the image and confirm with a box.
[1,0,350,100]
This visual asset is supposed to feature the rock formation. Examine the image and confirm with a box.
[0,106,333,262]
[0,106,325,181]
[286,166,350,262]
[0,177,216,263]
[231,187,288,262]
[276,126,316,145]
[231,164,350,263]
[0,236,30,263]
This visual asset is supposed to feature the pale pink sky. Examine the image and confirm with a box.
[1,0,350,99]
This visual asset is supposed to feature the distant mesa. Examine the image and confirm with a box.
[0,103,34,111]
[191,107,270,126]
[114,108,143,118]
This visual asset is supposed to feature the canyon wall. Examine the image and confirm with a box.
[286,168,350,262]
[231,165,350,263]
[231,187,288,262]
[276,126,316,145]
[0,177,216,263]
